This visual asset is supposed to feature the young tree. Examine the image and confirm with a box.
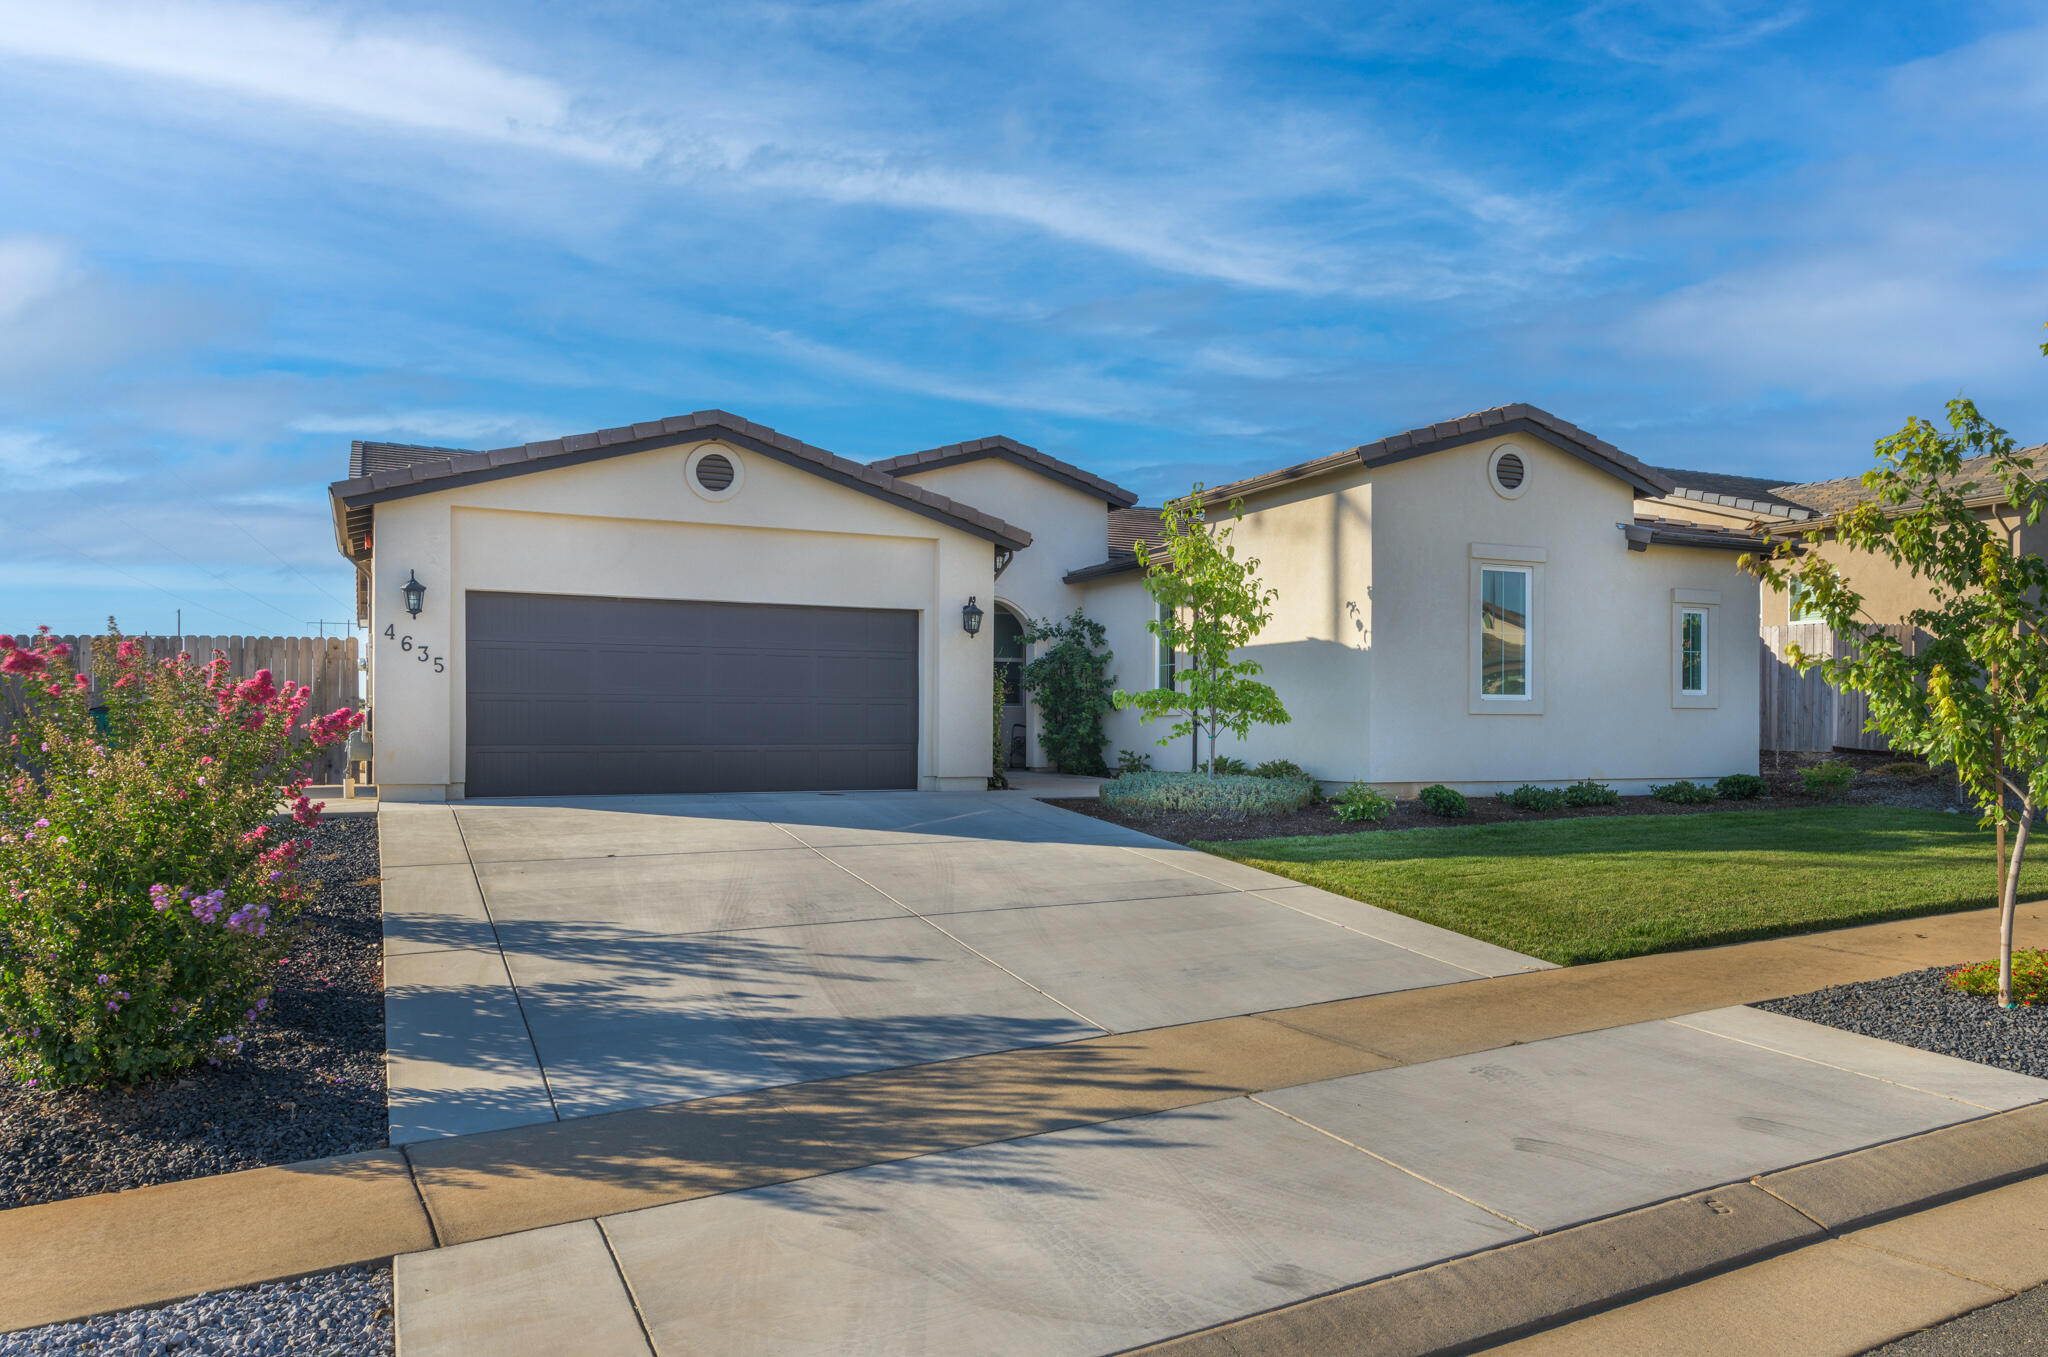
[1115,489,1289,776]
[1745,367,2047,1006]
[1021,610,1116,776]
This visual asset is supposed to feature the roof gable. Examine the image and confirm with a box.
[1202,404,1675,504]
[329,411,1033,558]
[871,435,1139,508]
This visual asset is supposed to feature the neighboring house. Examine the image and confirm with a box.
[328,403,1764,802]
[1646,450,2048,626]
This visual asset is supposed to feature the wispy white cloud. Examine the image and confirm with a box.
[0,1,642,164]
[290,408,557,446]
[0,429,128,490]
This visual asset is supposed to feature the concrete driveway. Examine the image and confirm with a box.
[379,792,2048,1356]
[379,789,1544,1141]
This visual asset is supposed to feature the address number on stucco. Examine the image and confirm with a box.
[383,624,446,673]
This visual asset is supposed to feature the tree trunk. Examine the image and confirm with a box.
[1998,798,2031,1008]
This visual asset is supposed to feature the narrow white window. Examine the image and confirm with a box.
[1679,607,1707,694]
[1154,600,1176,690]
[1479,566,1531,699]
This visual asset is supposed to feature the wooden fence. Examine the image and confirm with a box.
[2,634,362,781]
[1760,622,1918,753]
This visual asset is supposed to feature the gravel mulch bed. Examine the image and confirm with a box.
[1056,750,1961,845]
[1753,965,2048,1080]
[0,1265,392,1356]
[0,814,386,1210]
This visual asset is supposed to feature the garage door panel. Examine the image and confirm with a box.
[465,592,920,796]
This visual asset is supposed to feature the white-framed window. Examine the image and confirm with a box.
[1788,579,1825,623]
[1153,600,1176,691]
[1480,566,1532,699]
[1679,607,1707,694]
[1672,589,1720,708]
[1468,544,1545,715]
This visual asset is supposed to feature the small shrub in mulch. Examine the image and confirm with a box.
[1418,784,1469,818]
[1560,780,1621,808]
[1498,784,1566,812]
[1650,780,1717,805]
[1946,949,2048,1006]
[1716,773,1768,800]
[1330,782,1395,824]
[1102,770,1315,818]
[1800,760,1858,799]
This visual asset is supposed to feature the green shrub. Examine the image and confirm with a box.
[1560,779,1621,808]
[1202,755,1250,776]
[1651,780,1717,804]
[1252,759,1308,781]
[1418,784,1469,818]
[1874,760,1932,779]
[1020,610,1115,776]
[1800,761,1857,799]
[1947,950,2048,1006]
[1498,784,1566,812]
[1101,770,1314,818]
[1330,782,1395,824]
[1114,748,1152,777]
[1715,773,1768,800]
[0,629,361,1087]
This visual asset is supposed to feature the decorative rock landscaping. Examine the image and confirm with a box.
[0,1265,392,1356]
[1754,964,2048,1080]
[0,814,385,1210]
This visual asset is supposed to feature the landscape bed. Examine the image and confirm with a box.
[0,813,386,1210]
[1196,807,2039,966]
[1754,965,2048,1080]
[1053,750,1956,846]
[0,1264,392,1357]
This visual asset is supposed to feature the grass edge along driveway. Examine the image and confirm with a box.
[1199,807,2042,966]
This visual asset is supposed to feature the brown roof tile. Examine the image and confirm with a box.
[1199,403,1676,504]
[332,411,1032,554]
[870,435,1139,507]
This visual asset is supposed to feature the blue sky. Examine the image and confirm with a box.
[1,0,2044,636]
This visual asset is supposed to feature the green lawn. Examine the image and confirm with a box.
[1199,807,2040,966]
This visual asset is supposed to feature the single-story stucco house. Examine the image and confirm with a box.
[327,404,1765,802]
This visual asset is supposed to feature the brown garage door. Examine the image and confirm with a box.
[465,591,919,797]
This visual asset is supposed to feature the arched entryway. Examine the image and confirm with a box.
[993,605,1027,769]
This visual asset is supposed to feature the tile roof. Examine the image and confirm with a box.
[1660,447,2045,525]
[1107,505,1166,555]
[870,435,1140,507]
[329,411,1033,556]
[349,440,476,480]
[1622,515,1770,553]
[1200,403,1676,504]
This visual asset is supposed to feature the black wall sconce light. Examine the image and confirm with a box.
[961,596,985,636]
[402,570,427,618]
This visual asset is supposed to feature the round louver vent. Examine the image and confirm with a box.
[695,452,736,492]
[1493,452,1525,491]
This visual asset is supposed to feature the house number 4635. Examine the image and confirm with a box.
[384,623,446,673]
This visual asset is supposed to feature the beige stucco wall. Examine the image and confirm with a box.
[1205,432,1759,792]
[365,438,996,800]
[1756,509,2048,626]
[891,459,1117,769]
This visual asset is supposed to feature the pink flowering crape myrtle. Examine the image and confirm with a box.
[0,630,363,1086]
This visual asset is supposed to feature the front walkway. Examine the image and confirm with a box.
[371,792,2048,1355]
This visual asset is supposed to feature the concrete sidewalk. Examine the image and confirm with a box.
[394,1006,2048,1356]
